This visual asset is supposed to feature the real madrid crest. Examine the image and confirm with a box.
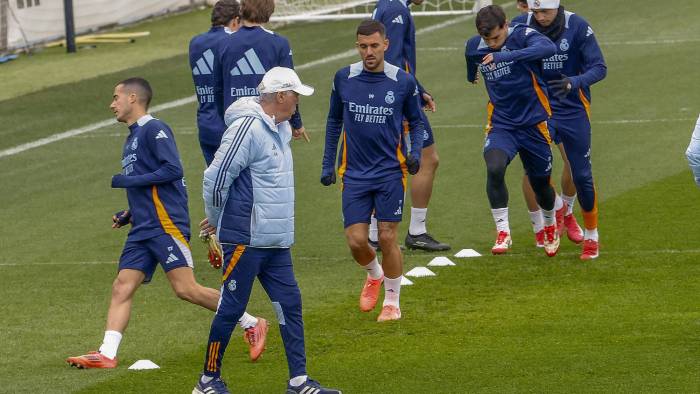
[534,0,541,7]
[385,90,395,104]
[560,38,569,52]
[227,279,237,292]
[131,137,138,150]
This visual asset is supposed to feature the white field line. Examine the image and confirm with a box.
[0,12,487,160]
[301,118,696,131]
[3,248,700,267]
[417,37,700,52]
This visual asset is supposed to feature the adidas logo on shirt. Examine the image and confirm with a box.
[155,130,169,139]
[192,49,215,76]
[166,253,179,264]
[392,15,404,24]
[230,48,267,76]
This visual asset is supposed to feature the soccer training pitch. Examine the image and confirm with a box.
[0,0,698,392]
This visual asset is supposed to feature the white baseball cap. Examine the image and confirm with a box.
[527,0,560,9]
[257,67,314,96]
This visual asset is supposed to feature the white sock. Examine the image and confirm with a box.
[238,312,258,329]
[529,210,544,233]
[542,208,556,227]
[584,228,599,241]
[554,194,564,211]
[289,375,308,387]
[369,215,378,242]
[562,194,576,215]
[98,330,122,360]
[491,208,509,233]
[383,276,402,307]
[409,207,427,235]
[362,257,383,280]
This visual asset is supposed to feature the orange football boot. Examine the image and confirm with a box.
[359,276,383,312]
[243,318,268,362]
[377,305,401,322]
[66,351,117,369]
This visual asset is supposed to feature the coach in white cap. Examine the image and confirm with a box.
[196,67,342,394]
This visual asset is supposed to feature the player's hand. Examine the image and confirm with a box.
[470,72,480,85]
[422,92,437,112]
[320,168,336,186]
[292,127,310,142]
[548,74,573,98]
[406,154,420,175]
[199,218,216,238]
[112,210,131,229]
[481,53,495,65]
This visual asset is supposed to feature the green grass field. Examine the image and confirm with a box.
[1,1,699,392]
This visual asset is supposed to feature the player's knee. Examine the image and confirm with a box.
[422,150,439,173]
[528,175,551,194]
[346,233,369,252]
[378,228,397,246]
[484,151,507,181]
[111,276,137,301]
[174,285,197,302]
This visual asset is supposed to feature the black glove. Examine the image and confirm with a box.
[547,74,573,98]
[320,169,336,186]
[113,210,131,227]
[406,154,420,175]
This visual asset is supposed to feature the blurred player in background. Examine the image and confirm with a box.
[193,67,341,394]
[190,0,241,165]
[516,0,529,13]
[214,0,307,141]
[685,114,700,186]
[67,78,225,369]
[371,0,450,252]
[513,0,607,259]
[188,0,268,360]
[465,5,560,257]
[321,20,424,322]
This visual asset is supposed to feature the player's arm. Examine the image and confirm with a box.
[403,77,425,172]
[111,128,183,188]
[686,114,700,187]
[465,40,480,84]
[571,23,607,90]
[203,120,256,226]
[320,76,343,185]
[491,28,556,64]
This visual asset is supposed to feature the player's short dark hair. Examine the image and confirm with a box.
[240,0,274,24]
[211,0,240,27]
[476,5,507,37]
[356,19,385,37]
[117,77,153,108]
[516,0,528,5]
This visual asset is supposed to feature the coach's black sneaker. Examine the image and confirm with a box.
[286,378,342,394]
[405,232,451,251]
[193,374,230,394]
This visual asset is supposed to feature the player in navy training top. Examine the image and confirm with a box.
[189,0,268,361]
[66,78,226,369]
[465,5,561,257]
[513,0,606,260]
[189,0,241,166]
[321,20,423,322]
[213,0,306,139]
[371,0,450,252]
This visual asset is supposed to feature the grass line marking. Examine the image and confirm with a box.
[0,12,488,160]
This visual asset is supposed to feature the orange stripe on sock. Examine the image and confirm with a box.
[582,187,598,230]
[222,245,246,283]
